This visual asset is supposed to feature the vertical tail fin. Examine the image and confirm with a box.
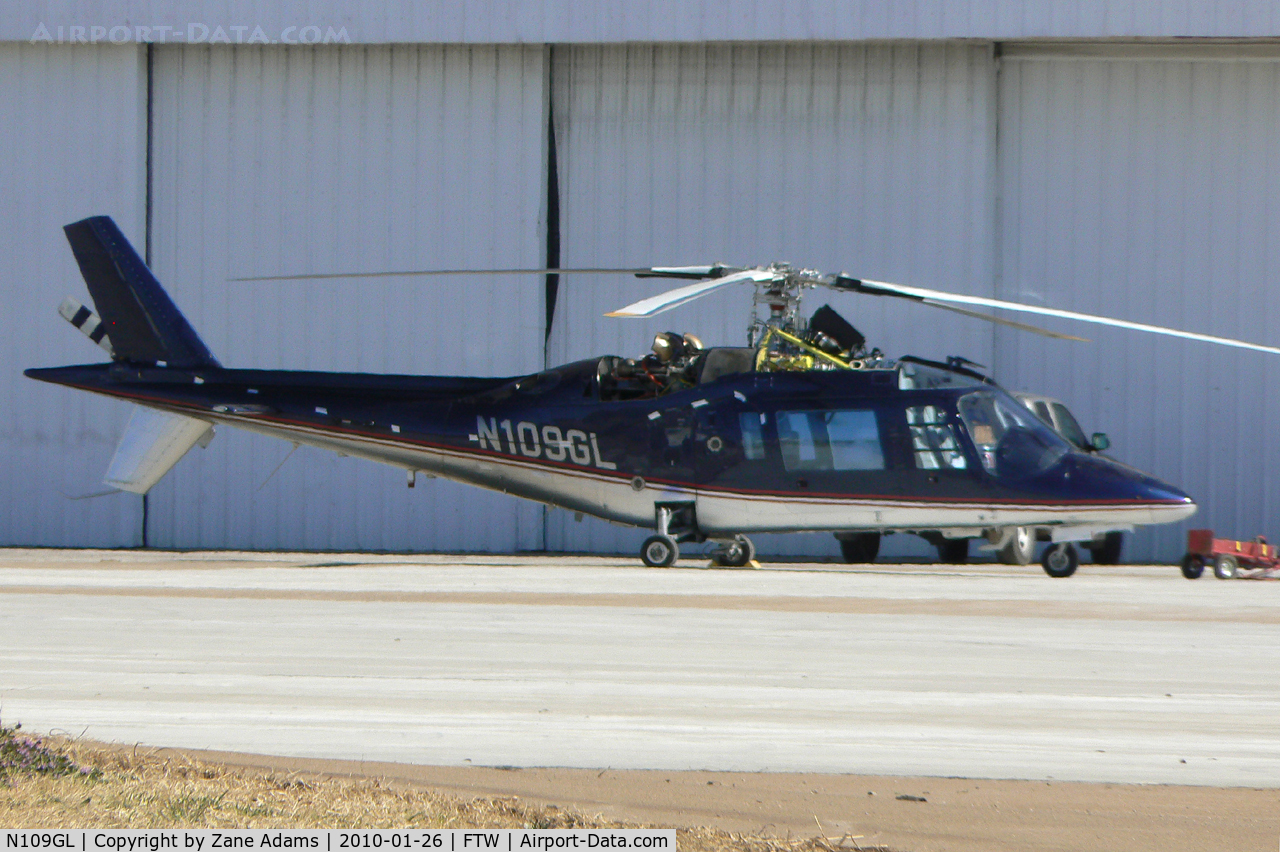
[63,216,219,367]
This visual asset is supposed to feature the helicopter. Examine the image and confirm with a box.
[26,216,1280,576]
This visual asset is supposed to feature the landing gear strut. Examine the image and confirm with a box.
[639,502,699,568]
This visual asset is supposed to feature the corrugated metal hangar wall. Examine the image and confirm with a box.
[144,45,549,551]
[5,31,1280,561]
[1,44,146,548]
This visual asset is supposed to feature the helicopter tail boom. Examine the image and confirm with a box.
[63,216,220,368]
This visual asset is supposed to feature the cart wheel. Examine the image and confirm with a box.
[1213,554,1238,580]
[1180,554,1205,580]
[838,533,881,564]
[641,534,679,568]
[998,527,1035,565]
[1041,542,1079,578]
[714,535,755,568]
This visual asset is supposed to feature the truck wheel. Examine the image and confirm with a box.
[998,527,1035,565]
[936,538,970,564]
[839,533,881,564]
[1042,543,1079,578]
[1213,554,1238,580]
[641,535,679,568]
[1090,532,1124,565]
[1180,554,1205,580]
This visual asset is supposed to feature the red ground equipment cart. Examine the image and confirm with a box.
[1181,529,1280,579]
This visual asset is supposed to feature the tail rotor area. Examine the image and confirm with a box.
[57,296,115,357]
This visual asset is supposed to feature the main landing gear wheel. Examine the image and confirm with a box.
[936,537,970,564]
[714,535,756,568]
[641,535,679,568]
[998,527,1035,565]
[1041,542,1079,578]
[1180,554,1205,580]
[838,533,881,563]
[1213,554,1238,580]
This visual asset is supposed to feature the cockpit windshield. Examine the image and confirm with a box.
[958,389,1071,479]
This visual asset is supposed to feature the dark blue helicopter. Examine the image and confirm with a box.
[34,216,1279,576]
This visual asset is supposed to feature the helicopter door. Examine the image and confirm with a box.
[731,402,902,532]
[772,406,897,493]
[689,393,772,533]
[647,402,699,487]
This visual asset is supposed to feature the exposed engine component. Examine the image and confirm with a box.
[754,304,884,373]
[599,330,709,400]
[808,304,866,355]
[651,331,681,363]
[600,305,891,400]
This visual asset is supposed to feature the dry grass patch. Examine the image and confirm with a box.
[0,727,893,852]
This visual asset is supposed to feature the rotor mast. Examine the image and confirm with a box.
[748,265,818,345]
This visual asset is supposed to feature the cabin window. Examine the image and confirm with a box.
[739,412,767,460]
[827,411,885,470]
[776,409,884,472]
[906,405,967,470]
[777,411,821,469]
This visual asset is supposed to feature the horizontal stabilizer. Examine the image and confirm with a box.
[104,406,214,494]
[58,296,115,356]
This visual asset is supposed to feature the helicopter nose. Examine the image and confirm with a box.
[1139,477,1195,505]
[1070,453,1197,524]
[1134,478,1198,522]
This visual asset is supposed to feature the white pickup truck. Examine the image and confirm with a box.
[1006,393,1125,566]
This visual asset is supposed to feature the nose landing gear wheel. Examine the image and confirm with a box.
[1041,542,1079,578]
[713,535,756,568]
[641,534,679,568]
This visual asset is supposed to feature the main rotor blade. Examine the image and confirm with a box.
[846,277,1280,356]
[636,265,736,280]
[605,269,777,318]
[922,300,1089,342]
[230,266,655,283]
